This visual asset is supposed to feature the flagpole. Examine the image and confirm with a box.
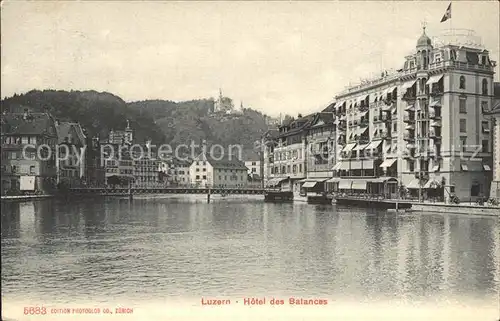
[450,1,453,40]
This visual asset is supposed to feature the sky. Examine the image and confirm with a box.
[1,1,499,117]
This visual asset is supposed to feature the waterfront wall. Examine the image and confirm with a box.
[412,203,499,216]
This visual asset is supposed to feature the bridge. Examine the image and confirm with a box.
[68,187,265,197]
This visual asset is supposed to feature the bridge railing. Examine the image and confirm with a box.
[70,184,264,190]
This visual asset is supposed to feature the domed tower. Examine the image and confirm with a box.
[416,25,433,70]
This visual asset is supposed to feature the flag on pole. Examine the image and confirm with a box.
[440,3,451,22]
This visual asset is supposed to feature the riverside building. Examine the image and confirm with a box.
[330,27,496,202]
[1,109,58,194]
[300,112,337,194]
[264,115,314,195]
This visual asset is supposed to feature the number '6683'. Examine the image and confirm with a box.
[24,307,47,315]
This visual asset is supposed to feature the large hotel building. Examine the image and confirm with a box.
[264,28,497,202]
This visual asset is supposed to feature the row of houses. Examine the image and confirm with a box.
[1,107,262,194]
[261,28,500,202]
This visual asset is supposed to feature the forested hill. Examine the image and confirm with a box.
[1,90,273,149]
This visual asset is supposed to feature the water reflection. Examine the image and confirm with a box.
[0,198,498,307]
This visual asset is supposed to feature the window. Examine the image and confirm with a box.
[196,175,200,179]
[11,165,18,173]
[196,168,199,172]
[470,183,480,197]
[459,119,466,132]
[481,101,489,113]
[482,121,490,133]
[252,168,256,172]
[482,79,488,95]
[21,136,29,144]
[393,123,397,132]
[299,164,302,172]
[202,168,206,172]
[459,98,467,113]
[252,162,256,166]
[459,76,466,89]
[202,175,206,180]
[460,136,467,152]
[408,161,414,172]
[482,140,489,153]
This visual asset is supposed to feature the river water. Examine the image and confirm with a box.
[1,196,499,321]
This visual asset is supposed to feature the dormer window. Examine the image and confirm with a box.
[409,60,415,69]
[434,52,442,63]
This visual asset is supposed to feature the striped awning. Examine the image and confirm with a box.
[338,180,352,189]
[426,74,443,85]
[407,179,424,189]
[365,140,382,150]
[302,181,318,188]
[380,158,397,168]
[423,178,442,189]
[266,177,287,187]
[332,162,342,171]
[342,143,357,152]
[351,179,368,190]
[401,80,417,91]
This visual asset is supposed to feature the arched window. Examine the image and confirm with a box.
[459,76,466,89]
[482,79,488,95]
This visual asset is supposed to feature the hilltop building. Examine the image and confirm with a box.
[108,120,133,145]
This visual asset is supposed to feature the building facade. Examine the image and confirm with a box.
[189,152,248,187]
[329,28,496,201]
[55,121,87,187]
[1,110,58,194]
[265,115,313,194]
[487,83,500,199]
[132,141,161,187]
[301,112,337,193]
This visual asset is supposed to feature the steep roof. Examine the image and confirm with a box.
[242,149,260,161]
[1,113,57,136]
[208,155,247,170]
[194,152,247,170]
[55,122,86,145]
[278,113,315,138]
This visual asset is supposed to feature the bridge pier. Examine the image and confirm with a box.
[207,189,211,203]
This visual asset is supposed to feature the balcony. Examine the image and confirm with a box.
[381,113,390,122]
[403,132,414,141]
[402,93,416,101]
[417,112,429,121]
[403,113,414,123]
[380,131,389,139]
[430,120,441,127]
[429,110,441,120]
[403,149,413,159]
[360,118,369,127]
[430,89,443,97]
[414,171,429,180]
